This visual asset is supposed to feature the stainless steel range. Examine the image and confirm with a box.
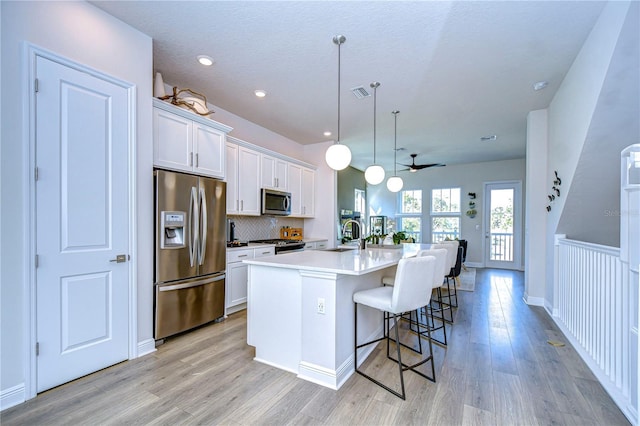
[250,239,306,254]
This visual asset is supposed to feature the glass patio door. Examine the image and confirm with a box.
[484,181,522,269]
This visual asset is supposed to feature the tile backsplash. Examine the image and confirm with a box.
[228,215,305,241]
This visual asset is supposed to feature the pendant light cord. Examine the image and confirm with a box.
[373,85,376,163]
[337,40,341,143]
[370,82,380,163]
[393,111,398,174]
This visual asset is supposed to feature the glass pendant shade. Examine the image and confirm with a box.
[325,143,352,171]
[386,175,403,192]
[365,164,385,185]
[365,81,384,185]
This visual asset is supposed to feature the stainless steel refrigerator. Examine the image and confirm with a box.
[154,169,226,340]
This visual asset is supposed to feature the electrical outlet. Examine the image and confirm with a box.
[317,298,325,314]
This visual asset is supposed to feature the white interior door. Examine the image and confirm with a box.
[484,181,522,270]
[35,56,130,392]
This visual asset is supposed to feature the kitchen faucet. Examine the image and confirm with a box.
[342,219,366,250]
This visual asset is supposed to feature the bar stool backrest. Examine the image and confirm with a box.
[432,243,457,272]
[416,248,448,290]
[391,256,436,314]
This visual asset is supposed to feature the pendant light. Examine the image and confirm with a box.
[364,82,385,185]
[325,35,352,171]
[386,110,404,192]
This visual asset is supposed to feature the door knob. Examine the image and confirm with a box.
[109,254,127,263]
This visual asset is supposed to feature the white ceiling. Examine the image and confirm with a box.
[91,1,606,171]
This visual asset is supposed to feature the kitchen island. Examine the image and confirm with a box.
[243,244,431,390]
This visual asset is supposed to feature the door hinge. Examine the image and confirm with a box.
[36,342,40,356]
[35,78,39,93]
[35,167,39,181]
[35,254,39,268]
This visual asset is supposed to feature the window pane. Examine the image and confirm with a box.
[400,217,421,242]
[401,190,422,214]
[431,187,461,213]
[354,189,365,215]
[431,217,460,242]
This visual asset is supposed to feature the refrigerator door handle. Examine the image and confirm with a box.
[199,186,208,265]
[158,273,225,292]
[189,186,199,267]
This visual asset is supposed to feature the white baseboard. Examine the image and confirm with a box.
[137,338,157,358]
[464,262,483,268]
[522,293,545,307]
[0,383,25,412]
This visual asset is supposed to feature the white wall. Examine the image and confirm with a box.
[0,0,153,403]
[524,109,548,306]
[202,100,305,160]
[545,1,632,306]
[366,158,526,267]
[302,141,338,244]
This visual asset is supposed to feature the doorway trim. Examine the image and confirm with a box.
[23,43,138,400]
[482,180,523,270]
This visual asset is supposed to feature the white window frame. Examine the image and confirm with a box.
[431,187,461,242]
[398,189,422,242]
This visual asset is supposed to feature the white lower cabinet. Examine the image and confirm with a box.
[226,246,275,314]
[303,240,328,250]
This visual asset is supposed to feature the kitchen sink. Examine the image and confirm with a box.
[323,247,358,253]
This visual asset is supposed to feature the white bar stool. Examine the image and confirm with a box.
[431,242,459,323]
[353,256,437,400]
[382,249,449,347]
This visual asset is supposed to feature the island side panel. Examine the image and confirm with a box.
[298,271,339,388]
[298,267,396,389]
[336,268,394,373]
[247,264,302,373]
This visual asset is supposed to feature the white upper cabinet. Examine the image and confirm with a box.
[288,163,315,218]
[288,163,302,216]
[193,122,225,177]
[153,99,231,179]
[226,141,261,216]
[301,166,315,217]
[261,154,288,190]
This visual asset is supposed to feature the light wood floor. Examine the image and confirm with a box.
[2,269,630,425]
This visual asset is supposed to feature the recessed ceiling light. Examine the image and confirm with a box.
[254,90,267,98]
[324,131,332,137]
[197,55,214,66]
[480,135,497,142]
[533,81,548,91]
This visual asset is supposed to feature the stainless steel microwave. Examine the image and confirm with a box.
[261,188,291,216]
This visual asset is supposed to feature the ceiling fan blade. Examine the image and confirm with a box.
[413,163,446,169]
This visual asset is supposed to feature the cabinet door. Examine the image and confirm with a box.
[315,240,328,250]
[237,147,261,215]
[301,167,315,217]
[193,122,225,178]
[226,261,248,312]
[275,158,288,190]
[225,143,239,214]
[261,155,288,190]
[261,154,277,189]
[287,163,302,216]
[153,108,192,173]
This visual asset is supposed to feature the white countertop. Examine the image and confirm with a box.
[302,237,328,243]
[243,243,432,276]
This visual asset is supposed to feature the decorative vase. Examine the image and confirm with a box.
[154,72,166,98]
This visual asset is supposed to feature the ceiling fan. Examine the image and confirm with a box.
[400,153,445,172]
